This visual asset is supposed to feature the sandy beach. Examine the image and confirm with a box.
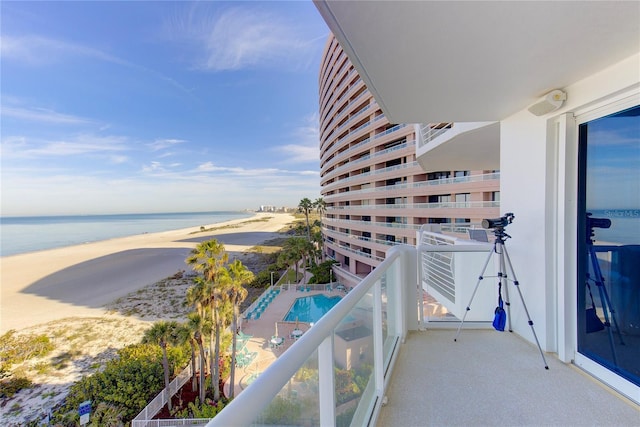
[0,212,295,334]
[0,212,299,425]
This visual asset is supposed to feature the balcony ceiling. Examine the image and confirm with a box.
[314,1,640,124]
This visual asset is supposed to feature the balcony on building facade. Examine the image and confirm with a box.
[327,201,499,216]
[415,122,501,172]
[323,171,500,203]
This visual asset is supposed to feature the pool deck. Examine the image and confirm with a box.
[226,281,343,397]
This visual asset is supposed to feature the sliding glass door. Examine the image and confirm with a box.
[577,104,640,387]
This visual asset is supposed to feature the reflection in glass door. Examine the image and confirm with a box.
[577,105,640,387]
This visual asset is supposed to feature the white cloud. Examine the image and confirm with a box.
[191,162,318,178]
[0,35,192,95]
[273,113,320,163]
[167,6,320,72]
[1,134,130,158]
[2,157,320,216]
[2,106,96,125]
[148,138,187,151]
[109,155,130,164]
[0,35,130,66]
[276,144,319,163]
[141,161,165,173]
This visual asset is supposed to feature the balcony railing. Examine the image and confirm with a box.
[322,162,421,192]
[324,240,386,262]
[321,137,372,175]
[417,122,454,148]
[323,217,422,231]
[331,137,413,175]
[322,171,500,200]
[204,226,637,426]
[374,124,407,140]
[322,91,370,139]
[322,227,402,248]
[417,228,494,323]
[206,235,499,426]
[207,245,417,426]
[327,201,500,211]
[321,141,415,182]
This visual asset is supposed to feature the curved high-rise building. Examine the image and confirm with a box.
[319,35,500,286]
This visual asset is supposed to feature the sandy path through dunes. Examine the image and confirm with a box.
[0,213,295,333]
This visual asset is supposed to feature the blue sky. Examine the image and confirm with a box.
[1,1,329,216]
[587,109,640,210]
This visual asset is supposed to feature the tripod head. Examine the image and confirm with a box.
[482,212,514,242]
[586,212,611,245]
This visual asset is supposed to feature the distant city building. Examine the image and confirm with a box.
[256,205,298,213]
[319,34,500,286]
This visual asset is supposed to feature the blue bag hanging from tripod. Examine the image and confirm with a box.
[493,283,506,331]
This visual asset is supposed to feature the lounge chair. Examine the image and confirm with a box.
[236,348,258,368]
[238,330,253,341]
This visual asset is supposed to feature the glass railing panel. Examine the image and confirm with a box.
[252,350,320,426]
[333,286,375,426]
[207,246,415,427]
[381,263,397,368]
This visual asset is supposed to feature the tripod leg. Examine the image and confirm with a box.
[502,246,550,370]
[589,247,625,346]
[497,243,513,333]
[595,283,620,366]
[454,245,495,342]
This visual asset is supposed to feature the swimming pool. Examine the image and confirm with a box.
[284,294,342,323]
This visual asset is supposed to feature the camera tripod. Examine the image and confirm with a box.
[453,225,549,369]
[586,233,625,366]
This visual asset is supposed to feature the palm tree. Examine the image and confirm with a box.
[222,260,253,398]
[313,197,326,263]
[314,197,326,217]
[185,312,207,401]
[186,276,212,401]
[186,239,228,401]
[175,320,198,393]
[283,237,304,280]
[186,239,228,283]
[186,277,208,364]
[298,197,314,241]
[278,246,299,282]
[142,320,180,412]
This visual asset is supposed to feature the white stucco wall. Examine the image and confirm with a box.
[499,53,640,355]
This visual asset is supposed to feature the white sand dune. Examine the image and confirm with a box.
[0,212,295,334]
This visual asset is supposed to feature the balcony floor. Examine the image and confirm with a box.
[377,328,639,426]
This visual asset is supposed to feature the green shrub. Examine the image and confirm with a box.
[308,260,338,284]
[0,376,33,398]
[175,398,225,418]
[88,402,125,427]
[251,270,273,288]
[260,395,302,425]
[53,343,168,423]
[0,330,54,369]
[334,368,360,405]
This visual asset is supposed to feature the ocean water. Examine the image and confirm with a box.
[0,211,253,257]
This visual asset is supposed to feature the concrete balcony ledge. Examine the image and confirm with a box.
[416,121,500,173]
[377,329,639,426]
